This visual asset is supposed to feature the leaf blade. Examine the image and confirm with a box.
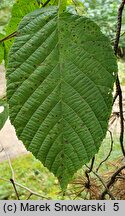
[7,7,117,189]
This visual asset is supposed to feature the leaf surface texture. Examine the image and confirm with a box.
[7,7,117,189]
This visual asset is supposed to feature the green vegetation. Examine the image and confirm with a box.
[0,154,60,200]
[0,135,122,200]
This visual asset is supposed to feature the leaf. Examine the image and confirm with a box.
[0,44,3,64]
[58,0,67,14]
[7,7,117,189]
[6,0,39,34]
[0,0,14,63]
[0,40,4,64]
[3,0,39,65]
[0,33,5,64]
[0,99,8,130]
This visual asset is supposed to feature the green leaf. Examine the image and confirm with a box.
[0,33,5,64]
[58,0,67,13]
[0,46,4,64]
[4,0,39,65]
[0,99,8,130]
[7,7,117,189]
[6,0,39,34]
[0,40,5,64]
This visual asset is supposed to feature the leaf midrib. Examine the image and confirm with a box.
[57,13,65,176]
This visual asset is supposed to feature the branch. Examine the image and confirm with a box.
[42,0,51,7]
[113,0,125,156]
[10,178,20,200]
[85,157,95,189]
[0,1,51,43]
[96,130,114,172]
[86,165,115,200]
[114,0,125,55]
[0,143,49,199]
[0,31,16,43]
[0,144,20,199]
[0,177,49,199]
[26,193,33,200]
[100,165,125,199]
[0,143,15,181]
[0,0,52,44]
[87,156,95,173]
